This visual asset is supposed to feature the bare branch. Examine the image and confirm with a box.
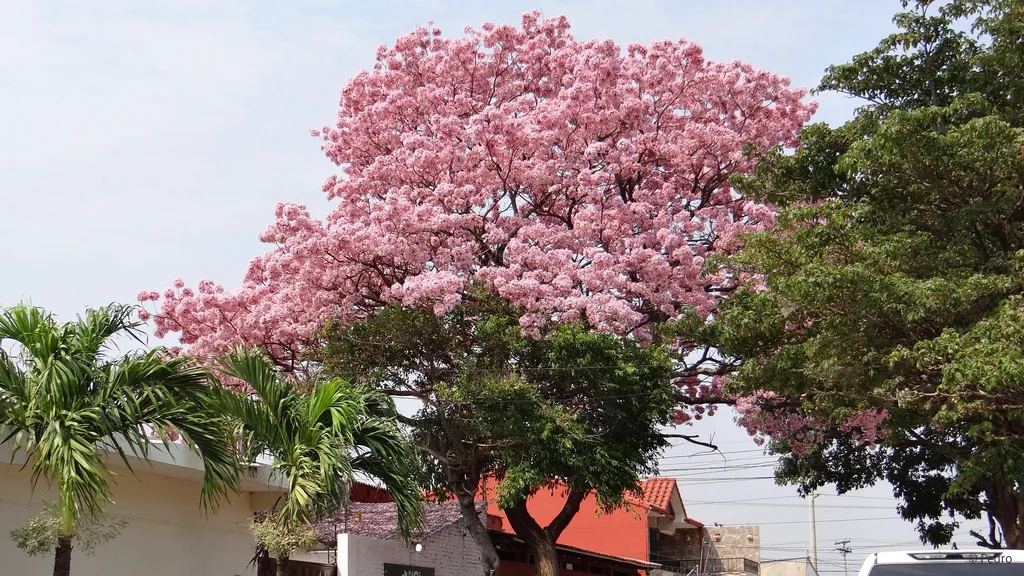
[662,433,720,451]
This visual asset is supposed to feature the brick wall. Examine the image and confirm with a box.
[339,522,484,576]
[705,526,760,564]
[651,526,761,575]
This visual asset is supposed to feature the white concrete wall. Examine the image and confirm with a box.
[337,522,484,576]
[0,463,259,576]
[763,558,814,576]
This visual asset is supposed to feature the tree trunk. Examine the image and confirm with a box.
[502,490,587,576]
[52,536,72,576]
[973,475,1024,548]
[453,479,501,575]
[276,555,288,576]
[532,535,560,576]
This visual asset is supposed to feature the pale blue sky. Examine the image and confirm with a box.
[0,0,975,569]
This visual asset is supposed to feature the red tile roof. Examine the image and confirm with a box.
[626,478,703,527]
[639,478,677,516]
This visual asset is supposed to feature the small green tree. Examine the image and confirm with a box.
[315,293,677,576]
[10,503,129,558]
[0,303,240,576]
[211,348,421,576]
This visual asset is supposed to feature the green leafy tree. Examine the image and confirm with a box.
[210,348,421,576]
[698,0,1024,548]
[10,503,129,558]
[0,303,240,576]
[314,293,677,576]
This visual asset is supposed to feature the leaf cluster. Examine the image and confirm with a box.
[700,0,1024,546]
[248,510,320,560]
[312,290,676,511]
[10,502,130,557]
[211,348,421,543]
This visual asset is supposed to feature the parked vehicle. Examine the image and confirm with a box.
[857,550,1024,575]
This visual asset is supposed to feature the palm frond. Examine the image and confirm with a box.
[215,348,291,411]
[72,304,147,359]
[215,349,421,539]
[0,305,62,367]
[350,416,422,540]
[0,302,244,536]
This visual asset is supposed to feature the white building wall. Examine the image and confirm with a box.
[338,522,484,576]
[0,463,259,576]
[763,558,818,576]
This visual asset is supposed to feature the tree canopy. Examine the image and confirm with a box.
[141,11,814,372]
[313,292,676,576]
[697,0,1024,548]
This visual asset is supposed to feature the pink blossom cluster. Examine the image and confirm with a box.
[672,375,724,424]
[142,12,815,368]
[731,389,889,454]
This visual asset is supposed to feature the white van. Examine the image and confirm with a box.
[857,550,1024,575]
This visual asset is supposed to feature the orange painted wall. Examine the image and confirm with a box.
[483,483,650,562]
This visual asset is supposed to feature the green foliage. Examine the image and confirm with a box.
[248,511,319,560]
[211,349,421,541]
[701,0,1024,547]
[0,303,240,556]
[10,508,61,557]
[314,289,676,517]
[10,503,129,557]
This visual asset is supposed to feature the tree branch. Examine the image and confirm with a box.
[502,497,547,544]
[545,489,587,540]
[662,433,720,451]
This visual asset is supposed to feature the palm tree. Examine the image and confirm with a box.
[212,348,421,576]
[0,303,241,576]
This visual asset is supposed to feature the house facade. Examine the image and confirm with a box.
[327,477,760,576]
[0,440,286,576]
[309,501,658,576]
[482,477,761,576]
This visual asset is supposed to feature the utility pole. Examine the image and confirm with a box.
[835,539,852,576]
[809,491,820,573]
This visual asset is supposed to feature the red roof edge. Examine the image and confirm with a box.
[555,542,661,570]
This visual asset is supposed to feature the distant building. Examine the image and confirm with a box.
[303,500,658,576]
[278,476,762,576]
[481,477,761,576]
[761,557,820,576]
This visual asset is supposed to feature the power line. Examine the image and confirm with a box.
[659,457,778,471]
[672,475,779,482]
[686,502,897,510]
[680,495,906,505]
[660,449,775,460]
[568,515,913,528]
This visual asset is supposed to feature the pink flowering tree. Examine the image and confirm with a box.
[142,13,822,574]
[142,12,815,378]
[141,12,830,569]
